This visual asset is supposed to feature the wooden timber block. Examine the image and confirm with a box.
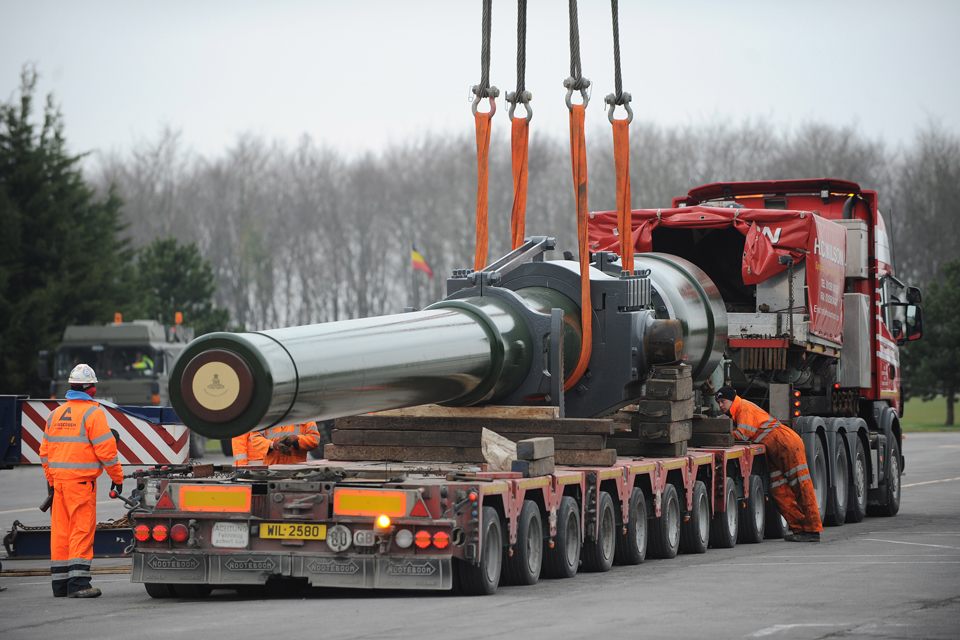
[649,364,692,379]
[374,404,560,420]
[611,408,639,432]
[645,376,693,401]
[689,432,735,448]
[607,436,641,457]
[554,449,618,467]
[691,416,735,434]
[635,398,695,423]
[637,419,692,444]
[517,437,554,460]
[511,457,555,477]
[334,415,614,435]
[331,430,602,451]
[323,444,484,463]
[635,441,688,458]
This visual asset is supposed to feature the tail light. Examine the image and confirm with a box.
[395,529,414,548]
[793,390,801,417]
[170,523,189,542]
[134,524,151,541]
[152,524,169,542]
[414,530,432,548]
[432,531,450,549]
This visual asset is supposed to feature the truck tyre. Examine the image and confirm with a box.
[458,506,502,595]
[824,434,849,526]
[847,437,868,523]
[648,483,681,559]
[680,480,710,554]
[173,584,213,598]
[582,491,616,572]
[502,500,543,585]
[542,496,580,579]
[220,439,233,458]
[738,475,765,544]
[188,432,206,459]
[710,477,739,549]
[764,497,789,539]
[614,488,647,565]
[144,583,177,598]
[868,440,901,517]
[810,435,827,521]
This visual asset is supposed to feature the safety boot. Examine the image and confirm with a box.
[785,532,820,542]
[67,587,102,598]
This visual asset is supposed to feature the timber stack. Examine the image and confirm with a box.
[608,364,696,457]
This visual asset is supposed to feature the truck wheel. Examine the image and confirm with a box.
[738,475,765,544]
[614,488,647,565]
[847,437,868,523]
[173,584,212,598]
[188,432,206,459]
[648,483,681,559]
[710,477,739,549]
[502,500,543,585]
[868,440,901,517]
[219,439,233,458]
[542,496,580,579]
[764,497,790,539]
[144,583,176,598]
[680,481,710,554]
[825,435,848,526]
[582,491,616,572]
[458,506,502,595]
[810,436,827,521]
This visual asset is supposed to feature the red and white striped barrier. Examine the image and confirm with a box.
[19,400,189,465]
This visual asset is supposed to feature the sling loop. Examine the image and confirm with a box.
[471,0,499,270]
[506,0,531,250]
[605,0,634,271]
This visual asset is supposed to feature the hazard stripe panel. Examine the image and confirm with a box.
[19,400,189,465]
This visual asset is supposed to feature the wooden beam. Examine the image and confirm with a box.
[323,444,484,463]
[373,405,559,419]
[332,430,602,450]
[334,415,614,435]
[554,449,618,467]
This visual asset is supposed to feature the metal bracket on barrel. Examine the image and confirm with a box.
[550,308,565,419]
[468,236,555,289]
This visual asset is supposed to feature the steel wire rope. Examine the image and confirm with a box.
[507,0,531,250]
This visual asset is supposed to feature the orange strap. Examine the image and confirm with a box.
[510,116,530,250]
[565,103,593,392]
[613,118,633,273]
[474,109,494,271]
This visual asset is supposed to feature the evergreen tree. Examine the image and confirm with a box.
[134,236,229,335]
[0,67,134,397]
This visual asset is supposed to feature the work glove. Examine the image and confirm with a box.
[40,485,54,512]
[282,435,300,450]
[111,481,123,495]
[272,438,293,456]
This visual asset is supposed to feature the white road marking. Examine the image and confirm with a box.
[748,623,852,637]
[863,538,960,550]
[902,476,960,487]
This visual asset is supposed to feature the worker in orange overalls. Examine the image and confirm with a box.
[249,422,320,465]
[231,432,263,466]
[39,364,125,597]
[716,386,823,542]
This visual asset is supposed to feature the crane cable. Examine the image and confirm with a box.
[563,0,593,392]
[506,0,532,250]
[604,0,635,273]
[471,0,499,271]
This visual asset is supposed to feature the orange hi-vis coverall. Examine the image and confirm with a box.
[729,396,823,534]
[39,392,124,596]
[231,432,263,466]
[249,422,320,465]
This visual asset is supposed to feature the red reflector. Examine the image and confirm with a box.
[134,524,151,541]
[468,492,478,501]
[414,530,432,548]
[410,500,430,518]
[156,491,175,509]
[433,531,450,549]
[152,525,169,542]
[170,524,189,542]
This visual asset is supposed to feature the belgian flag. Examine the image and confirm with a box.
[411,245,433,279]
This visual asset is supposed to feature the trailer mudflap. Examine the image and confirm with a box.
[133,551,207,584]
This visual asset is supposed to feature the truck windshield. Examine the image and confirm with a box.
[55,346,163,380]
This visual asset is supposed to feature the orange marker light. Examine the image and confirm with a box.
[376,515,391,529]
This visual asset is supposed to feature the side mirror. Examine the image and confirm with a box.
[906,286,922,304]
[38,350,51,381]
[904,305,923,343]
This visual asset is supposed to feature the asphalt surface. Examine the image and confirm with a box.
[2,434,958,640]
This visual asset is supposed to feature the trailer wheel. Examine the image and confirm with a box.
[458,506,502,595]
[502,500,543,585]
[847,437,868,523]
[825,434,849,526]
[738,475,765,544]
[614,488,647,565]
[188,432,206,459]
[710,477,739,549]
[868,440,901,517]
[219,439,233,458]
[680,481,709,554]
[542,496,580,579]
[582,491,616,572]
[144,583,177,598]
[811,436,827,521]
[648,483,681,559]
[764,497,789,539]
[173,584,213,598]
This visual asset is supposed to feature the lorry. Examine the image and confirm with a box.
[123,178,923,597]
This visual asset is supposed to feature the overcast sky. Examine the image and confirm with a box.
[2,0,959,162]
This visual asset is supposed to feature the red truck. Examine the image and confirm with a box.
[125,179,922,597]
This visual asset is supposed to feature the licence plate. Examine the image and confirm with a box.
[212,522,249,548]
[353,530,375,547]
[259,523,327,540]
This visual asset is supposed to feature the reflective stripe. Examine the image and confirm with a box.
[785,463,808,478]
[68,569,92,578]
[79,406,99,439]
[234,454,248,461]
[89,432,114,445]
[770,478,788,489]
[40,456,48,463]
[44,435,90,444]
[769,470,783,478]
[68,558,91,566]
[51,573,70,581]
[102,457,119,467]
[761,417,778,429]
[737,423,756,433]
[754,428,776,443]
[48,461,103,470]
[51,560,68,568]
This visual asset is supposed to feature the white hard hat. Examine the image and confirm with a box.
[68,364,98,385]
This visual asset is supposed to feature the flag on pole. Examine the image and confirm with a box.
[412,245,433,279]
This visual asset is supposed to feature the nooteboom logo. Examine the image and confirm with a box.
[147,555,201,571]
[385,561,436,576]
[225,557,276,572]
[308,560,360,574]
